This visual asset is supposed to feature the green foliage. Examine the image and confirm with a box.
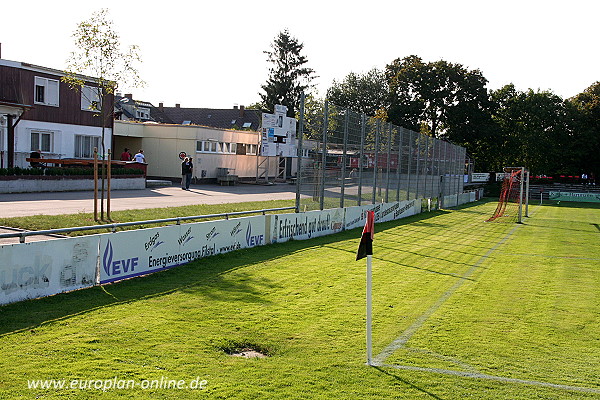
[567,81,600,176]
[385,55,490,140]
[0,167,143,177]
[489,85,573,174]
[323,54,599,177]
[326,68,388,116]
[63,8,144,157]
[260,30,316,117]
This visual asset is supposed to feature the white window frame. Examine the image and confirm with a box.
[30,130,53,152]
[81,85,102,112]
[247,144,257,155]
[136,107,150,119]
[74,134,100,158]
[34,77,59,107]
[197,140,238,154]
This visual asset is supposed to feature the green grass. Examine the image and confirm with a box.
[0,199,295,236]
[1,200,599,399]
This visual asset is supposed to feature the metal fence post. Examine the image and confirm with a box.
[295,92,305,213]
[372,119,380,204]
[320,100,329,210]
[406,130,413,201]
[395,127,403,202]
[429,137,436,201]
[341,109,349,208]
[358,114,366,206]
[415,133,421,200]
[385,123,392,203]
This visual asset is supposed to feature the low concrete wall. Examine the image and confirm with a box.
[0,176,145,193]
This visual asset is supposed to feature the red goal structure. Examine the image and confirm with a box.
[487,167,530,223]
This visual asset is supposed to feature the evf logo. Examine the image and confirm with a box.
[103,239,139,277]
[246,223,264,247]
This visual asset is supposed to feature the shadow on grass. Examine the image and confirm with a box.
[373,366,445,399]
[0,205,467,336]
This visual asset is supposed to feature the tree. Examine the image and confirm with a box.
[385,55,490,140]
[568,82,600,178]
[260,30,316,118]
[326,68,388,116]
[63,8,143,220]
[490,85,571,174]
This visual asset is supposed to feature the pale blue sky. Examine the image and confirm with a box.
[2,0,598,108]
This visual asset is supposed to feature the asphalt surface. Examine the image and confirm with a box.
[0,182,297,218]
[0,182,296,245]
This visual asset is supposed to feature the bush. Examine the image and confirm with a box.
[0,166,143,177]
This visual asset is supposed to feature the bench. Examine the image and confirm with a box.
[216,167,238,186]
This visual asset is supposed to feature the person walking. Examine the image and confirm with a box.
[181,157,193,190]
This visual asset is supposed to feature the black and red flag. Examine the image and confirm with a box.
[356,210,375,261]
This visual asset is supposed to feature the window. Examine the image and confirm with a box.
[74,135,100,158]
[34,77,59,106]
[197,140,238,154]
[136,107,150,119]
[236,144,247,155]
[81,85,102,111]
[247,144,257,155]
[31,131,53,152]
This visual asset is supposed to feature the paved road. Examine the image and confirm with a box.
[0,182,297,218]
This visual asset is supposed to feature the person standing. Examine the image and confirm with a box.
[133,150,146,163]
[181,157,193,190]
[120,148,132,161]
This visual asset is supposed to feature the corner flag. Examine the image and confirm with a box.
[356,211,374,261]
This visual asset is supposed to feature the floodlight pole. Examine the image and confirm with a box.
[366,254,373,366]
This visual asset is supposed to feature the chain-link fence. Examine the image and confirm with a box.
[295,99,466,211]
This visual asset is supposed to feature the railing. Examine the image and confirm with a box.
[0,206,297,243]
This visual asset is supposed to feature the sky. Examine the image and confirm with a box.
[1,0,598,109]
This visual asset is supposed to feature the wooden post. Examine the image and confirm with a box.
[93,147,98,222]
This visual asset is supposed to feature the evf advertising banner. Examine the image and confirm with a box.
[99,216,267,284]
[99,225,182,284]
[344,200,420,231]
[271,208,344,243]
[0,236,98,305]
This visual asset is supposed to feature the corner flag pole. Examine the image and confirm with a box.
[356,210,375,366]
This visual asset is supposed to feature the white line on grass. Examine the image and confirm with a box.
[373,223,520,364]
[373,205,600,393]
[377,363,600,394]
[499,252,600,261]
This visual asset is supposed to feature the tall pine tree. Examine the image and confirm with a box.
[260,30,316,117]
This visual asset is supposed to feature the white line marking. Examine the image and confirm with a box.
[376,363,600,394]
[373,223,520,364]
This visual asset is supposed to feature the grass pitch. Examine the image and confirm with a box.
[0,200,599,399]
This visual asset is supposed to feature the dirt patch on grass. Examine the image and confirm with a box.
[216,339,272,358]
